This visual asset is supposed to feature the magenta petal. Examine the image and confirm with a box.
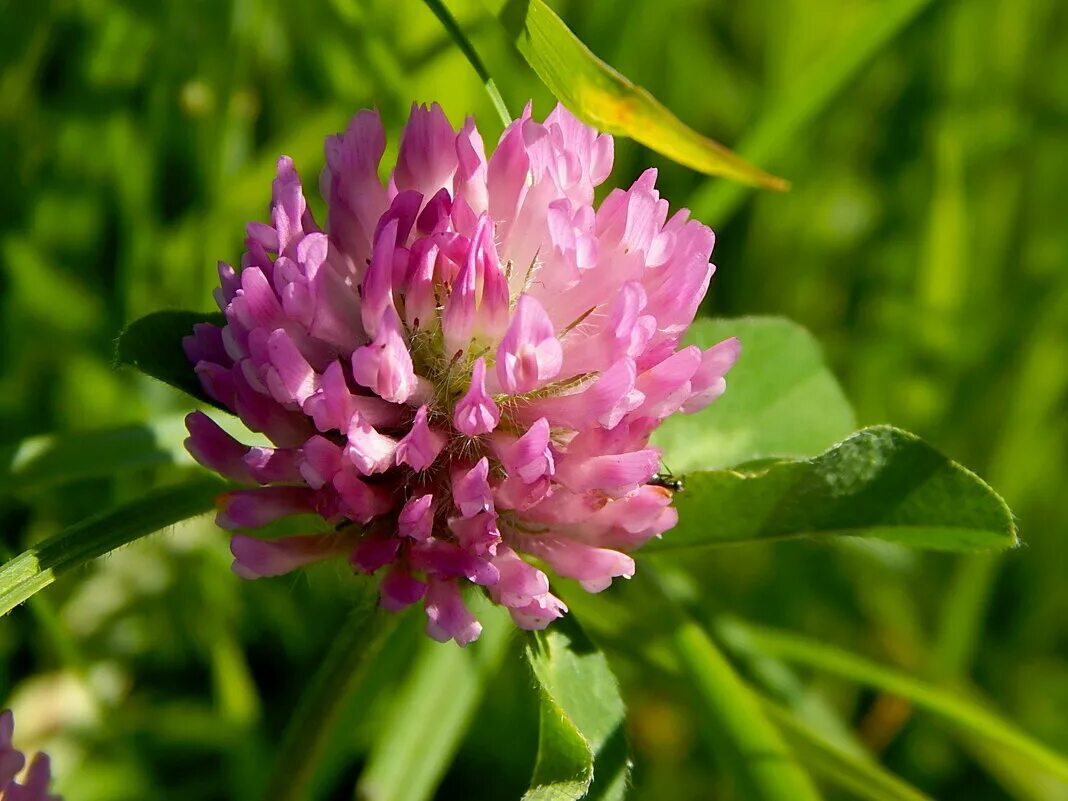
[351,311,417,403]
[333,470,394,523]
[217,487,316,530]
[508,593,568,630]
[345,414,397,474]
[398,494,435,540]
[682,336,740,414]
[0,710,25,788]
[379,566,428,611]
[448,511,501,556]
[351,534,401,574]
[230,533,350,579]
[410,540,499,586]
[488,546,549,608]
[518,535,635,593]
[495,417,554,483]
[424,578,482,646]
[184,411,254,483]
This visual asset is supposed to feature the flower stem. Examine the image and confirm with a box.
[267,602,399,801]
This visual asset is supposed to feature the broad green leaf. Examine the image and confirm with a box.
[761,700,932,801]
[523,615,630,801]
[357,598,512,801]
[653,317,855,471]
[115,310,226,409]
[485,0,787,190]
[0,477,225,615]
[666,608,821,801]
[723,620,1068,784]
[649,426,1017,553]
[0,411,262,494]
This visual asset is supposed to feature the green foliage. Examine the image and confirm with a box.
[115,311,227,410]
[666,612,821,801]
[357,600,512,801]
[0,477,224,616]
[0,0,1063,799]
[653,426,1017,553]
[653,317,856,470]
[723,620,1068,785]
[524,616,630,801]
[482,0,786,189]
[760,701,933,801]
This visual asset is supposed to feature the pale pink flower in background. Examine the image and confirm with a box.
[0,711,58,801]
[184,102,738,644]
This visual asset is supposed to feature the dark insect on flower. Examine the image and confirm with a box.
[648,471,683,492]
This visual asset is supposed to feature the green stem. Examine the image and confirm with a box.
[269,606,399,801]
[671,618,824,801]
[646,569,821,801]
[421,0,511,126]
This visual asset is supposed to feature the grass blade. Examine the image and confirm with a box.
[356,599,512,801]
[421,0,510,125]
[669,614,822,801]
[724,620,1068,783]
[761,700,932,801]
[0,476,225,615]
[0,411,261,494]
[269,603,399,801]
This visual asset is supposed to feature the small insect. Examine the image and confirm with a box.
[648,467,683,493]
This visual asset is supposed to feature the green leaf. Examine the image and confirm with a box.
[723,620,1068,784]
[0,476,225,615]
[115,310,226,409]
[653,317,855,471]
[664,605,821,801]
[485,0,787,190]
[523,615,630,801]
[649,426,1017,553]
[357,598,512,801]
[0,411,263,494]
[760,700,932,801]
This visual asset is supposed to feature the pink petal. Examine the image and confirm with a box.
[396,405,446,471]
[518,535,635,593]
[231,532,352,578]
[497,294,563,394]
[398,494,435,540]
[216,487,316,530]
[345,415,397,474]
[424,578,482,646]
[452,458,493,517]
[453,357,500,436]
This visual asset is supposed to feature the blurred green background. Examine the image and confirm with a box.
[1,0,1066,798]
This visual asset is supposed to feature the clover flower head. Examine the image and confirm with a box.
[0,711,58,801]
[184,102,738,644]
